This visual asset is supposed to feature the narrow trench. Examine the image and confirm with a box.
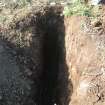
[40,25,59,105]
[35,11,63,105]
[31,7,72,105]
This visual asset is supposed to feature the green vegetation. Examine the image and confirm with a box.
[63,0,100,17]
[0,16,7,23]
[0,0,32,9]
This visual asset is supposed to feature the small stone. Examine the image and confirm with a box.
[0,45,4,53]
[0,95,3,100]
[50,2,56,6]
[25,69,32,76]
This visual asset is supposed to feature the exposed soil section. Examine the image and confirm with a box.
[64,16,105,105]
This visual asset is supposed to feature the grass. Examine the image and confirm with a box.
[0,16,7,23]
[63,0,100,17]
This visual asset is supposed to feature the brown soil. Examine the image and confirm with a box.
[64,15,105,105]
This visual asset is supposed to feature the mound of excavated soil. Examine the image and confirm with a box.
[0,39,34,105]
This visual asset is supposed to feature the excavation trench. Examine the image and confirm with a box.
[0,5,72,105]
[33,7,68,105]
[28,6,71,105]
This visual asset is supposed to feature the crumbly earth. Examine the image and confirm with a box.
[64,16,105,105]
